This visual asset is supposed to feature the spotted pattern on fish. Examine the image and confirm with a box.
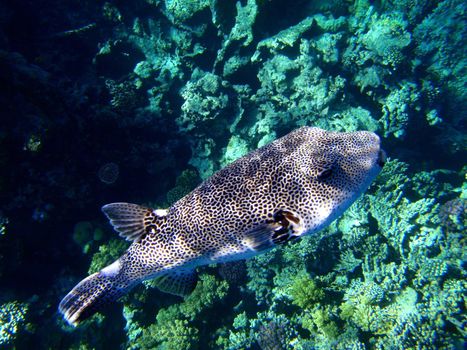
[59,126,385,326]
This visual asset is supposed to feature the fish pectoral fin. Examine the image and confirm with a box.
[101,202,167,242]
[152,270,198,297]
[271,209,305,244]
[243,224,278,251]
[244,209,304,251]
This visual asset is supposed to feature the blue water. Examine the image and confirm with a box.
[0,0,465,349]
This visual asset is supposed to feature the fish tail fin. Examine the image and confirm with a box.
[59,260,133,326]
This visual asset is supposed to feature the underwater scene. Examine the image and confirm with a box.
[0,0,466,349]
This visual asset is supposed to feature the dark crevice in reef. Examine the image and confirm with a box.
[212,0,238,34]
[253,0,314,41]
[191,21,221,72]
[94,41,146,79]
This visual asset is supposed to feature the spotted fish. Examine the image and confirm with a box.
[59,126,386,326]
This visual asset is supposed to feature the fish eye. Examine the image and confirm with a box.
[317,167,333,180]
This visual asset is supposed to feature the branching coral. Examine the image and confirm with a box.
[288,272,325,309]
[130,273,228,349]
[302,307,339,340]
[88,238,128,274]
[139,315,199,350]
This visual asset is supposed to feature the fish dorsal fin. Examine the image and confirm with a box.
[244,209,305,251]
[152,270,197,297]
[101,202,167,242]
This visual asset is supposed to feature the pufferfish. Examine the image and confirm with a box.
[59,126,386,326]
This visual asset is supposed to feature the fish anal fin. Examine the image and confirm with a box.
[244,209,304,250]
[101,202,167,242]
[152,270,198,297]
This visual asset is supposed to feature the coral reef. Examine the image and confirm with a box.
[165,168,201,205]
[288,272,325,309]
[0,301,28,346]
[0,0,465,348]
[256,320,286,350]
[88,238,128,274]
[126,273,229,349]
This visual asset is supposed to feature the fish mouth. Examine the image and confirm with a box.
[377,149,387,167]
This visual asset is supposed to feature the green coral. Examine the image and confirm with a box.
[166,169,200,205]
[335,249,362,273]
[339,281,396,335]
[246,248,280,304]
[337,197,371,246]
[323,107,379,133]
[132,274,228,349]
[88,238,128,274]
[178,69,231,133]
[414,0,467,99]
[288,272,325,309]
[0,301,28,346]
[367,159,441,258]
[218,312,254,350]
[180,273,229,318]
[140,316,199,350]
[302,308,339,340]
[361,12,411,67]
